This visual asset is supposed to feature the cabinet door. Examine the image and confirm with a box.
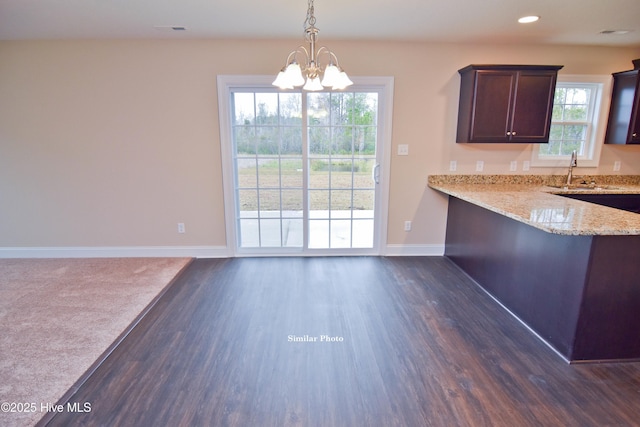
[468,71,515,142]
[630,79,640,143]
[510,71,558,143]
[605,70,640,145]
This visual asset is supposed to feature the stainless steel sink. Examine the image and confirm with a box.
[548,184,618,191]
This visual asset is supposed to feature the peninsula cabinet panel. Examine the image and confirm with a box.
[444,196,640,362]
[604,59,640,145]
[456,65,562,143]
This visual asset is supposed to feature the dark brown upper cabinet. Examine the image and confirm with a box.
[456,65,563,143]
[604,59,640,145]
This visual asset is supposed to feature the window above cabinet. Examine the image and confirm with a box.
[531,75,612,168]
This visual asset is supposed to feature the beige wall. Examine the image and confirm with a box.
[1,39,639,254]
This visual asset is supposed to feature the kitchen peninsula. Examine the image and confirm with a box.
[429,175,640,363]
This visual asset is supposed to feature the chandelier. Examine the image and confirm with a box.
[272,0,353,91]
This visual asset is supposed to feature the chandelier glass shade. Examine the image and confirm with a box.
[272,0,353,91]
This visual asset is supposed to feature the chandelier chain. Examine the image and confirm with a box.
[304,0,317,33]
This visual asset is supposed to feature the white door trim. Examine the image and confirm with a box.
[216,75,394,257]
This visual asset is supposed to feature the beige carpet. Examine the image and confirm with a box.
[0,257,191,427]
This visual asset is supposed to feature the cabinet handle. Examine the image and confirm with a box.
[506,131,511,136]
[512,131,517,136]
[634,133,638,137]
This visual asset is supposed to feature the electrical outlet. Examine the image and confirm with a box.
[177,223,186,233]
[522,161,530,171]
[449,160,457,172]
[476,160,484,172]
[404,221,412,232]
[510,161,517,172]
[614,161,621,172]
[397,144,409,156]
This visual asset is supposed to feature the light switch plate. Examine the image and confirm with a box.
[397,144,409,156]
[476,160,484,172]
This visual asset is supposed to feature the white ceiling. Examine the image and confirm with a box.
[1,0,639,47]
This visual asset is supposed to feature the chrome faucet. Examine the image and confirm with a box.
[566,150,577,185]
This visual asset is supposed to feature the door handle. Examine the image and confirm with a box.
[372,163,380,184]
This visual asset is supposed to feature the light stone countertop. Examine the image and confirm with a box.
[428,175,640,236]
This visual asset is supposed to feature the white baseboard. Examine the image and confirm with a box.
[0,244,444,258]
[0,246,230,259]
[384,244,445,256]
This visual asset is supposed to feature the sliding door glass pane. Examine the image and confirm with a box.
[232,91,302,248]
[307,92,378,249]
[231,88,379,251]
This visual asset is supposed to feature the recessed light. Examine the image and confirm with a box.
[600,29,631,35]
[153,26,188,32]
[518,15,540,24]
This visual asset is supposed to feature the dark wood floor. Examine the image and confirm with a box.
[42,257,640,426]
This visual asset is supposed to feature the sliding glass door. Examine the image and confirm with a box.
[218,77,392,255]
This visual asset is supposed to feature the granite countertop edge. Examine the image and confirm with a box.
[427,175,640,236]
